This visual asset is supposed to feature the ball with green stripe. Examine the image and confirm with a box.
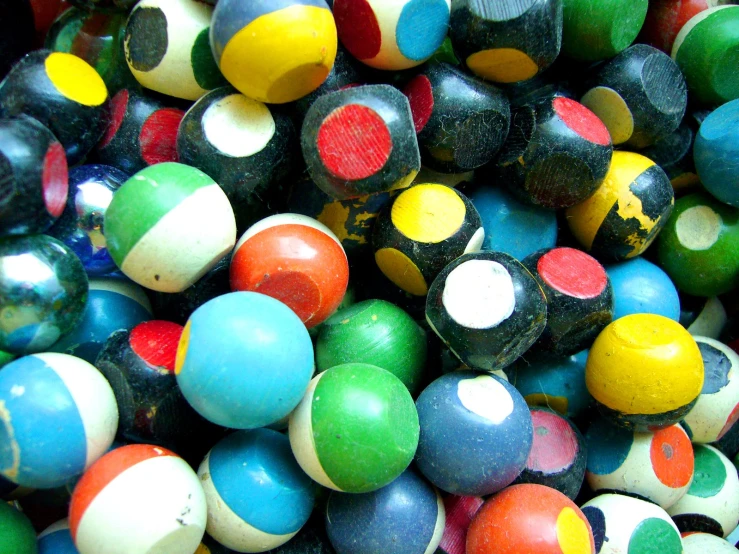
[288,362,419,493]
[105,162,236,293]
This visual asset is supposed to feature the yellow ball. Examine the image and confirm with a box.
[586,314,704,431]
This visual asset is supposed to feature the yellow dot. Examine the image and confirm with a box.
[174,320,191,376]
[556,507,593,554]
[375,248,428,296]
[391,184,466,243]
[44,52,107,107]
[466,48,539,83]
[580,86,633,145]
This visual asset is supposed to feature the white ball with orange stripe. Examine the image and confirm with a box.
[69,444,207,554]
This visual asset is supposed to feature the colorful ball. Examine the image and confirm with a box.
[415,371,533,496]
[436,495,484,554]
[467,484,595,554]
[694,98,739,207]
[288,362,419,493]
[47,164,128,276]
[198,429,316,552]
[69,444,207,554]
[175,291,314,429]
[230,213,349,328]
[373,184,484,297]
[581,493,683,554]
[0,353,118,488]
[316,299,427,394]
[585,418,694,509]
[326,468,444,554]
[605,257,681,321]
[567,151,675,261]
[667,444,739,537]
[0,235,88,354]
[0,501,36,554]
[425,251,547,372]
[124,0,225,100]
[586,314,704,431]
[105,162,236,293]
[656,192,739,297]
[38,519,77,554]
[210,0,337,104]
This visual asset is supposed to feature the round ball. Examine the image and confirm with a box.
[210,0,337,103]
[0,353,118,488]
[586,314,704,431]
[581,494,682,554]
[175,291,314,429]
[230,213,349,328]
[325,468,445,554]
[288,362,419,493]
[105,162,236,293]
[316,299,427,393]
[38,519,76,554]
[198,429,316,553]
[467,484,595,554]
[694,99,739,208]
[682,532,738,554]
[605,257,680,321]
[683,337,739,444]
[69,444,207,554]
[0,502,36,554]
[0,234,88,354]
[415,371,533,496]
[585,418,694,509]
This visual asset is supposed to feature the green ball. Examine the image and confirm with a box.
[289,362,420,493]
[0,502,37,554]
[562,0,648,61]
[657,192,739,296]
[316,299,427,394]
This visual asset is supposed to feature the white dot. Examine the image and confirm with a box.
[457,375,514,423]
[442,259,516,329]
[676,205,722,250]
[202,94,276,158]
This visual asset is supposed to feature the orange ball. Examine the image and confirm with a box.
[467,484,596,554]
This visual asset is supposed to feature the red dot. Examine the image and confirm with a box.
[317,104,392,181]
[526,410,579,474]
[404,75,434,133]
[650,426,694,488]
[537,247,608,299]
[139,108,184,166]
[333,0,382,60]
[99,89,129,149]
[42,141,68,218]
[553,97,611,146]
[129,320,184,373]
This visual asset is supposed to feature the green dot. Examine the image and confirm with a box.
[689,445,727,498]
[0,502,37,554]
[628,518,682,554]
[191,28,226,90]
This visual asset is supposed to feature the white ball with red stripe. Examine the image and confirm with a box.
[69,444,207,554]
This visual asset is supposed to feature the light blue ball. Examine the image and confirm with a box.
[694,99,739,208]
[605,258,680,322]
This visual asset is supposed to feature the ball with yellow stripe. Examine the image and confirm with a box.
[566,151,674,261]
[210,0,337,104]
[372,183,484,297]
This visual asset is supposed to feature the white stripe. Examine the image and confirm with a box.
[89,278,153,313]
[688,298,727,339]
[672,6,737,59]
[423,490,446,554]
[38,518,70,539]
[235,213,343,252]
[464,227,485,253]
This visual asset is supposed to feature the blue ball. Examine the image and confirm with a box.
[415,371,533,496]
[38,519,78,554]
[605,258,680,322]
[176,292,314,429]
[469,185,557,260]
[47,164,129,276]
[198,428,316,552]
[694,99,739,208]
[326,468,444,554]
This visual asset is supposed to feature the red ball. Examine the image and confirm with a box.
[466,484,596,554]
[230,213,349,328]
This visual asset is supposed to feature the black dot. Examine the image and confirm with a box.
[582,506,606,553]
[155,274,161,281]
[125,7,168,72]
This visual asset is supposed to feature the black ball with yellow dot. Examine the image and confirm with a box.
[580,44,688,150]
[402,62,511,174]
[372,183,484,297]
[425,250,547,372]
[566,151,675,262]
[0,50,109,165]
[450,0,563,84]
[490,94,613,209]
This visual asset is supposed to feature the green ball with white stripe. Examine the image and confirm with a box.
[288,362,420,493]
[105,162,236,293]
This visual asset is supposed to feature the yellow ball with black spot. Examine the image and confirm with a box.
[566,151,674,262]
[372,183,484,296]
[210,0,337,104]
[586,314,704,432]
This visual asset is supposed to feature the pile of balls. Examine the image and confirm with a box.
[0,0,738,553]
